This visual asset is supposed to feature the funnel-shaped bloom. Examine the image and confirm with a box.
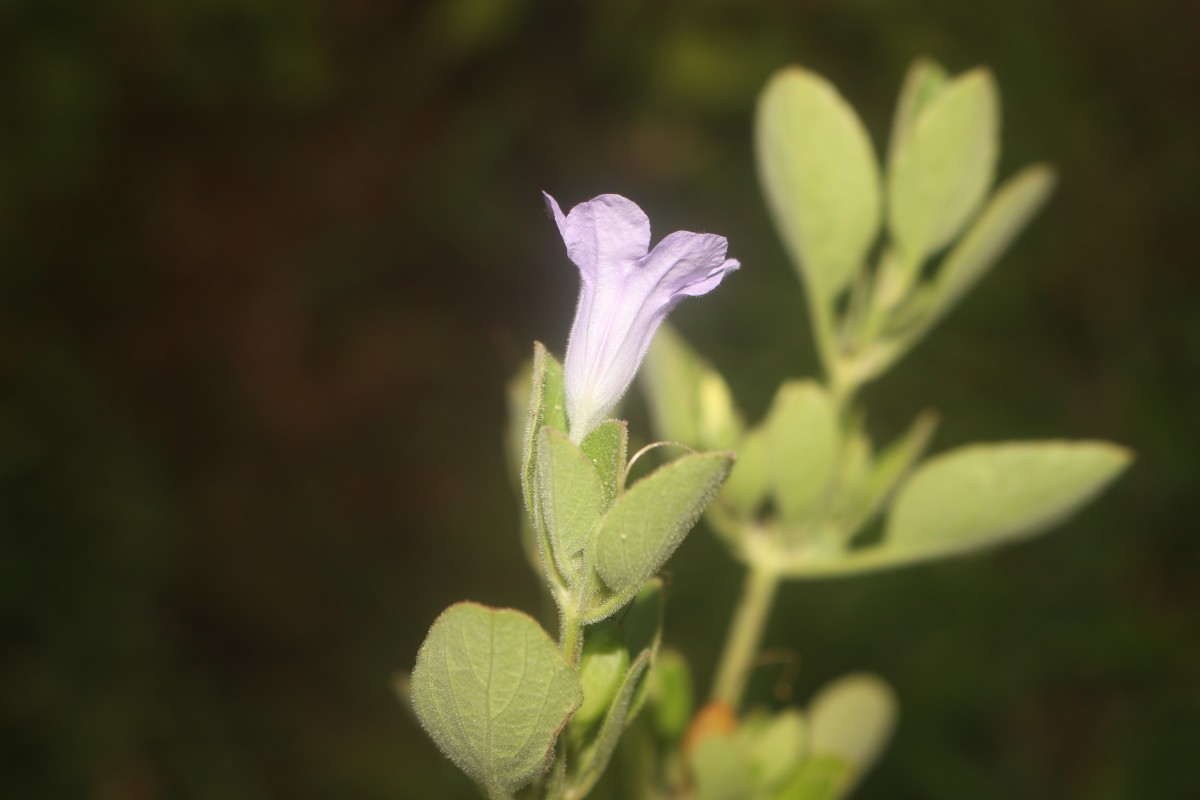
[545,192,740,442]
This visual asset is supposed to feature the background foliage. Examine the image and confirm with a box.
[1,1,1196,798]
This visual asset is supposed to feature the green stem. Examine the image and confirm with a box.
[559,610,584,666]
[710,563,782,709]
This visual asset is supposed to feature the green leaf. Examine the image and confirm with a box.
[595,452,734,598]
[887,57,949,168]
[411,603,584,798]
[931,164,1057,323]
[721,424,770,517]
[884,440,1133,558]
[807,673,897,793]
[620,578,665,665]
[844,411,938,532]
[757,67,881,300]
[580,420,628,506]
[650,649,694,741]
[775,756,853,800]
[568,581,663,797]
[765,381,841,525]
[570,623,632,735]
[521,343,568,529]
[692,733,755,800]
[570,649,653,799]
[888,68,999,266]
[743,709,807,791]
[537,427,607,581]
[642,324,743,451]
[642,324,704,446]
[824,424,873,533]
[787,440,1131,578]
[505,360,543,573]
[569,579,663,739]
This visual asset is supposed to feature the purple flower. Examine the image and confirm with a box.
[544,192,740,442]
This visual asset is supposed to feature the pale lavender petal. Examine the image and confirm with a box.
[542,192,650,283]
[636,231,737,300]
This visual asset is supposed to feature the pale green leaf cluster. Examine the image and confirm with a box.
[687,674,895,800]
[644,57,1129,584]
[755,59,1058,393]
[638,56,1130,798]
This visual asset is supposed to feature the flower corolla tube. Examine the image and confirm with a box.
[544,192,740,442]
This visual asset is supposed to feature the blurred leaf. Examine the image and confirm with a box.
[789,441,1131,578]
[744,708,807,790]
[410,603,583,798]
[765,381,841,526]
[721,423,770,517]
[884,440,1133,558]
[887,57,949,168]
[594,452,733,601]
[931,164,1057,323]
[887,69,999,266]
[845,411,938,531]
[775,755,853,800]
[757,68,881,300]
[642,325,742,450]
[806,673,897,793]
[650,649,694,742]
[692,733,754,800]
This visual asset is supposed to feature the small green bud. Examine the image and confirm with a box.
[571,624,631,734]
[652,649,694,741]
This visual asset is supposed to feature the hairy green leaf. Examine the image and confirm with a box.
[595,452,733,597]
[580,420,628,507]
[537,427,607,581]
[411,603,583,798]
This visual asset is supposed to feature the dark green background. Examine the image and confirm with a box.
[2,1,1196,798]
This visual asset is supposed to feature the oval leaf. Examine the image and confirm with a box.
[808,673,897,789]
[521,343,568,527]
[595,452,733,595]
[766,381,841,525]
[757,67,881,300]
[720,423,770,517]
[887,57,949,168]
[642,324,743,451]
[410,603,584,797]
[580,420,629,506]
[537,427,607,581]
[743,708,807,790]
[888,68,999,266]
[885,440,1132,557]
[932,164,1057,323]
